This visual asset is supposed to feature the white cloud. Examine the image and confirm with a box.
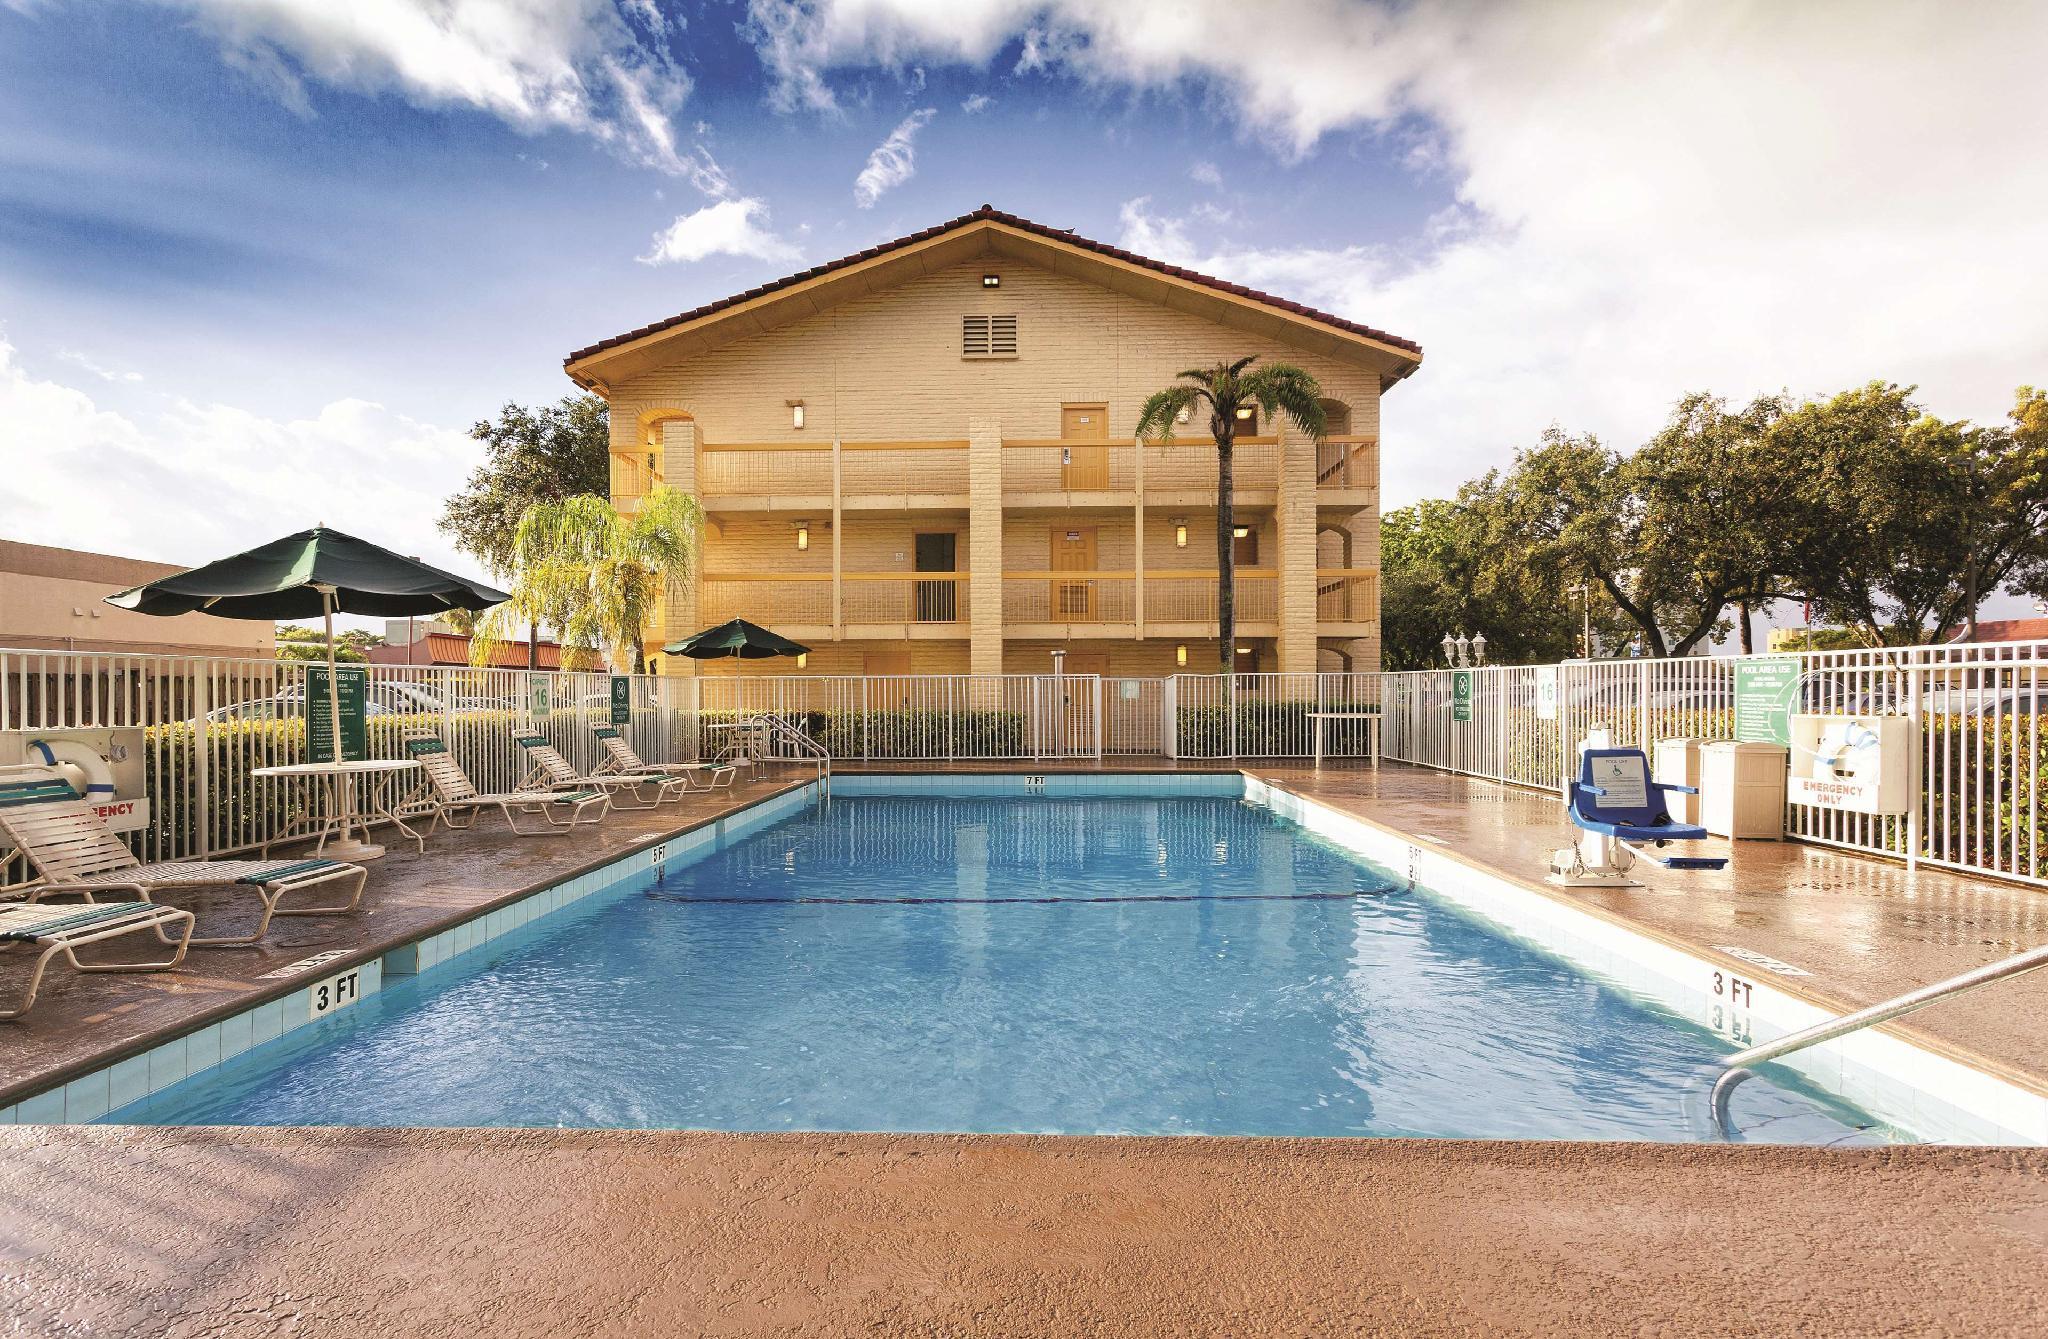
[1188,159,1222,189]
[732,2,2048,507]
[0,337,480,572]
[853,107,936,208]
[638,197,803,265]
[143,0,725,186]
[56,349,143,383]
[961,92,992,114]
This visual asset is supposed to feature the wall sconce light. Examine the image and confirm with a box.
[982,273,1001,288]
[788,399,805,429]
[1236,645,1253,655]
[1175,644,1188,668]
[1173,517,1188,548]
[1232,525,1250,539]
[645,452,656,473]
[794,521,810,551]
[796,652,808,669]
[1175,405,1191,424]
[1234,405,1254,420]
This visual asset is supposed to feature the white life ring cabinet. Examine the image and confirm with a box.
[28,738,117,803]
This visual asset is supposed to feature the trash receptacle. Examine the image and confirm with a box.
[1700,741,1788,839]
[1653,738,1705,826]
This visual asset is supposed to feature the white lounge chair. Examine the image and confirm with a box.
[514,734,688,809]
[403,735,609,835]
[0,900,195,1020]
[0,768,368,947]
[591,726,735,791]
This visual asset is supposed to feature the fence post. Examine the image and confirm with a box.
[1907,667,1922,874]
[861,676,871,762]
[192,663,211,861]
[1229,673,1240,759]
[1637,659,1651,749]
[1093,675,1104,760]
[1164,676,1178,759]
[947,677,957,761]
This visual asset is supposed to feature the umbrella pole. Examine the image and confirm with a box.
[319,586,382,860]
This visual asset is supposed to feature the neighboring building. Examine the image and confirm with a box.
[563,206,1422,679]
[0,538,274,657]
[364,632,593,670]
[1944,617,2048,645]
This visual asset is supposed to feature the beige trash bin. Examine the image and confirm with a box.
[1653,738,1706,826]
[1700,741,1787,839]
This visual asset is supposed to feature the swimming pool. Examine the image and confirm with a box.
[108,786,1922,1142]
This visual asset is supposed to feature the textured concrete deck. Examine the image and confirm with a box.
[0,772,812,1107]
[1248,763,2048,1092]
[3,1127,2044,1338]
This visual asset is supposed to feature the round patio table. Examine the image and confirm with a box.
[251,758,424,862]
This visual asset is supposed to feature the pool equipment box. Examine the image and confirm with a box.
[1699,741,1787,839]
[1788,714,1913,814]
[1653,738,1706,826]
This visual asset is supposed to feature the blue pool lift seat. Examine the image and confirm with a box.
[1550,747,1728,886]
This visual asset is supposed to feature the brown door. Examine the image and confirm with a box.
[1050,527,1097,621]
[914,532,957,622]
[1060,404,1109,490]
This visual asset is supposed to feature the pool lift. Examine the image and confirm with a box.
[1549,741,1728,887]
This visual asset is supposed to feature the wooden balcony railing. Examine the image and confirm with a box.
[1003,572,1136,623]
[1317,436,1378,490]
[697,440,969,500]
[1001,441,1135,494]
[698,572,969,627]
[611,448,663,513]
[1144,571,1279,624]
[1142,437,1278,496]
[1316,568,1380,621]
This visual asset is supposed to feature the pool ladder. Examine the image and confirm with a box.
[748,712,831,799]
[1707,939,2048,1138]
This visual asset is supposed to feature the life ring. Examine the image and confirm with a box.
[28,739,116,802]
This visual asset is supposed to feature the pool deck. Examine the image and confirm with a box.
[6,758,2048,1335]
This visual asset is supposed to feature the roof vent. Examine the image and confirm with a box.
[963,314,1018,358]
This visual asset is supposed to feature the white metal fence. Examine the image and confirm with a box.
[1383,640,2048,888]
[10,638,2044,889]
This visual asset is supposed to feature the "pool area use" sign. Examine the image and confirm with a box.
[1733,657,1799,745]
[305,665,368,763]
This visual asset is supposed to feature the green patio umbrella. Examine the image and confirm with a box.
[107,525,510,776]
[663,618,810,660]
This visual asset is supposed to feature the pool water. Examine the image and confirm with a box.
[118,795,1895,1141]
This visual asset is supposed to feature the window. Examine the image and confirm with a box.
[962,314,1018,357]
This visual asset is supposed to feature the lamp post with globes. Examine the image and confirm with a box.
[1440,630,1488,668]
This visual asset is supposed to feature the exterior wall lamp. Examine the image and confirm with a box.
[788,399,805,429]
[1234,405,1254,420]
[1175,644,1187,667]
[1232,525,1250,539]
[794,521,810,552]
[796,652,808,669]
[982,273,1001,288]
[1173,517,1188,548]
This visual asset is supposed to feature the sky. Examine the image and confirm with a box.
[3,0,2046,633]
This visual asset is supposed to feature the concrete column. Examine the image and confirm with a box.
[1275,420,1319,674]
[1132,436,1146,639]
[660,418,701,677]
[967,415,1005,677]
[831,437,844,638]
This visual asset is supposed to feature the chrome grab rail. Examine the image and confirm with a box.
[749,711,831,797]
[1709,941,2048,1137]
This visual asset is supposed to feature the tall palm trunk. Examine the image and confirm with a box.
[1216,421,1236,673]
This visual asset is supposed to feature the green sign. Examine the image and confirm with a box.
[1734,656,1800,745]
[609,676,632,725]
[528,674,552,721]
[1451,669,1475,723]
[305,665,368,763]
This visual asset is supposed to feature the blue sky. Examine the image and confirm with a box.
[3,1,2046,636]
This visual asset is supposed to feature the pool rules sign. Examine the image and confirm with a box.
[1451,670,1475,722]
[305,665,368,763]
[609,676,632,725]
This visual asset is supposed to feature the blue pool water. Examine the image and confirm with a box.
[120,794,1894,1141]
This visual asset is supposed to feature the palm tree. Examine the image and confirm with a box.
[476,486,701,674]
[1136,356,1327,671]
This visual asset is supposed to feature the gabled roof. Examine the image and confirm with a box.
[564,205,1421,389]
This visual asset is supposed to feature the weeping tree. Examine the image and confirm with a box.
[1136,357,1327,671]
[476,487,701,674]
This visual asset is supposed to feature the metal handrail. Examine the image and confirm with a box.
[1708,941,2048,1137]
[750,711,831,797]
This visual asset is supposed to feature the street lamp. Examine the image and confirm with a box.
[1441,631,1488,668]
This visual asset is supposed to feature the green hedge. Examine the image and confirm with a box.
[1175,700,1381,758]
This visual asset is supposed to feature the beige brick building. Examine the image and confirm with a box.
[563,207,1421,680]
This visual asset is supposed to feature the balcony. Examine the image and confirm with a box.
[610,448,663,515]
[697,440,970,513]
[697,572,969,639]
[1316,436,1378,509]
[1001,440,1136,505]
[1003,571,1136,633]
[1140,437,1277,506]
[1316,568,1380,635]
[1143,571,1279,633]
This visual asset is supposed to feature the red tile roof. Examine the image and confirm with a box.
[564,204,1422,368]
[1945,617,2048,644]
[366,633,600,670]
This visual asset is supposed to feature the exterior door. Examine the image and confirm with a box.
[914,532,957,623]
[1060,403,1109,490]
[1049,527,1098,621]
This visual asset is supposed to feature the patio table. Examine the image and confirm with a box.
[251,758,424,861]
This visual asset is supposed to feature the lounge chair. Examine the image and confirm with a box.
[0,769,369,946]
[1548,746,1729,887]
[513,734,688,809]
[0,900,195,1020]
[591,727,735,791]
[403,735,609,835]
